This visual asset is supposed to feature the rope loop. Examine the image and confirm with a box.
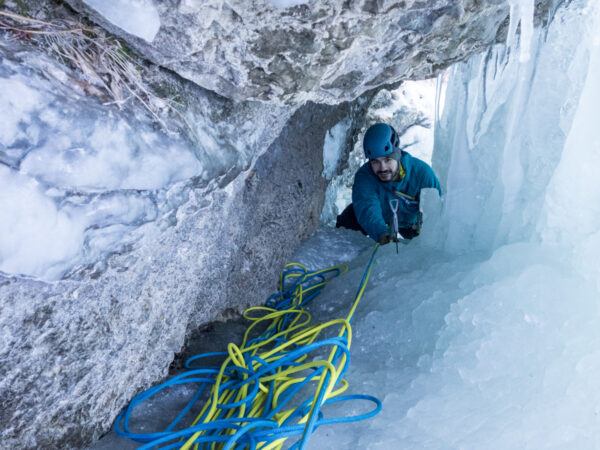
[115,245,381,448]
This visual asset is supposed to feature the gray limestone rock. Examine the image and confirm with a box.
[62,0,563,104]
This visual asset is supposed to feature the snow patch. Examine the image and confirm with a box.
[267,0,309,9]
[322,119,350,180]
[83,0,161,43]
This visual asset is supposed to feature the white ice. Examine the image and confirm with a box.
[322,118,351,180]
[507,0,535,62]
[0,46,202,280]
[83,0,161,43]
[267,0,310,9]
[3,0,598,446]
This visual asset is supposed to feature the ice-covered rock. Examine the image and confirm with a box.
[0,38,373,448]
[82,0,160,43]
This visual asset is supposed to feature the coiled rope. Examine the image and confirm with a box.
[115,244,381,449]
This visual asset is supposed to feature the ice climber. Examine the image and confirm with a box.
[336,123,442,245]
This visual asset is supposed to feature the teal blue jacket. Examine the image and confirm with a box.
[352,151,441,242]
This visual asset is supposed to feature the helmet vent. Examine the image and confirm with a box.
[391,130,398,148]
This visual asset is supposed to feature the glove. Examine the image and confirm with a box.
[378,233,391,245]
[397,212,423,240]
[413,211,423,235]
[378,233,400,245]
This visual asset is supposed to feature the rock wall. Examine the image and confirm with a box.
[0,84,371,448]
[63,0,564,104]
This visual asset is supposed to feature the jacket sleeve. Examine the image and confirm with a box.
[352,169,389,242]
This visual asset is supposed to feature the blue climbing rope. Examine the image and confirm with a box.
[114,244,382,449]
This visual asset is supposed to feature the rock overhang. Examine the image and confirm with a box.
[62,0,564,105]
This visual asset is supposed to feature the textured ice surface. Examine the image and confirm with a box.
[322,118,351,180]
[0,45,201,279]
[433,0,597,254]
[507,0,535,62]
[83,0,161,42]
[291,226,373,270]
[3,0,599,447]
[267,0,309,8]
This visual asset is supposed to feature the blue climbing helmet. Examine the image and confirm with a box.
[362,123,399,159]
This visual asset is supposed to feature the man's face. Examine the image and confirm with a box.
[369,156,398,182]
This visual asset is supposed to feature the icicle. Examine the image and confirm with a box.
[505,0,519,50]
[434,72,444,125]
[506,0,535,63]
[519,0,535,62]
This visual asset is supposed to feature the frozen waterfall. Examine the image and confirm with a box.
[304,0,600,448]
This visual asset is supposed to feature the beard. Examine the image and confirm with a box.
[376,170,394,182]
